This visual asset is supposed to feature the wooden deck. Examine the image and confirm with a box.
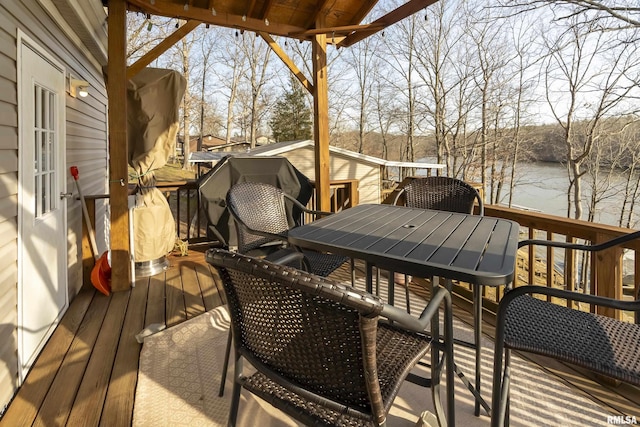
[1,246,639,426]
[0,247,225,427]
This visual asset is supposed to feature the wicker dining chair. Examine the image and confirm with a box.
[219,181,350,396]
[206,249,455,427]
[392,176,483,215]
[491,231,640,427]
[226,181,349,277]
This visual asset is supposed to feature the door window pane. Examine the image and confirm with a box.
[33,84,57,218]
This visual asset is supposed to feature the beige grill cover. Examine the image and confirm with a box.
[127,68,186,262]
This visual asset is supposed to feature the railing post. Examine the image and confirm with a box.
[594,232,623,320]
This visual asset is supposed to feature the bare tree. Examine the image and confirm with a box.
[343,37,379,153]
[239,32,272,148]
[544,17,638,219]
[497,0,640,30]
[209,31,246,144]
[381,13,421,168]
[412,0,461,173]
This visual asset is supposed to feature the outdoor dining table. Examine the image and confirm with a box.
[288,203,520,417]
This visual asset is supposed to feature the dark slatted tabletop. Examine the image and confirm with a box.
[288,204,520,287]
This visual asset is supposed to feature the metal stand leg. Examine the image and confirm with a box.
[474,284,482,416]
[219,329,232,397]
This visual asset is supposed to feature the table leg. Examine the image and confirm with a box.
[365,262,373,294]
[388,270,395,306]
[474,285,482,416]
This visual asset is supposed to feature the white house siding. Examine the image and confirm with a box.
[267,146,382,205]
[0,0,107,412]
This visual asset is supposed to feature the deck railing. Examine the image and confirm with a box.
[160,178,360,244]
[84,180,638,322]
[483,205,639,321]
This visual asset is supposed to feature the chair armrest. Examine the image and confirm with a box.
[500,285,640,315]
[475,192,484,216]
[391,188,405,206]
[380,286,451,333]
[282,192,332,218]
[518,230,640,250]
[264,249,306,267]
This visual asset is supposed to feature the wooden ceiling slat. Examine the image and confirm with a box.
[303,0,330,30]
[260,0,275,21]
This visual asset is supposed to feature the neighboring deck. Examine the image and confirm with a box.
[1,247,638,426]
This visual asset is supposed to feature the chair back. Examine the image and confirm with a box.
[208,249,388,420]
[400,176,483,215]
[226,182,295,253]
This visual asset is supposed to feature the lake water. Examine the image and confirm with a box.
[496,162,634,227]
[414,160,634,227]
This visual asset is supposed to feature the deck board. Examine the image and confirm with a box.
[165,261,187,327]
[34,290,111,426]
[180,260,207,319]
[195,256,224,310]
[0,288,95,426]
[67,290,130,426]
[1,248,637,426]
[98,278,148,427]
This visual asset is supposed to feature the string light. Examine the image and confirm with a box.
[242,15,246,21]
[211,7,216,16]
[264,18,269,26]
[183,2,188,11]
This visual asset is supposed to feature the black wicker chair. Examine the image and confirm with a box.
[392,176,483,216]
[206,249,455,427]
[491,231,640,426]
[226,181,349,277]
[219,181,350,396]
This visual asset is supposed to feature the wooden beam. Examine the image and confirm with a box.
[312,17,331,212]
[259,32,313,94]
[127,20,200,79]
[259,0,276,21]
[291,22,385,38]
[107,0,131,291]
[339,0,438,48]
[127,0,304,39]
[304,0,331,30]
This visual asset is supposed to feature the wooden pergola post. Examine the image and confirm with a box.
[312,17,331,212]
[107,0,131,291]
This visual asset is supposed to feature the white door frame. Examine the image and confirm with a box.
[16,31,68,382]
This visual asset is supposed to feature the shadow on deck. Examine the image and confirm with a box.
[1,246,639,426]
